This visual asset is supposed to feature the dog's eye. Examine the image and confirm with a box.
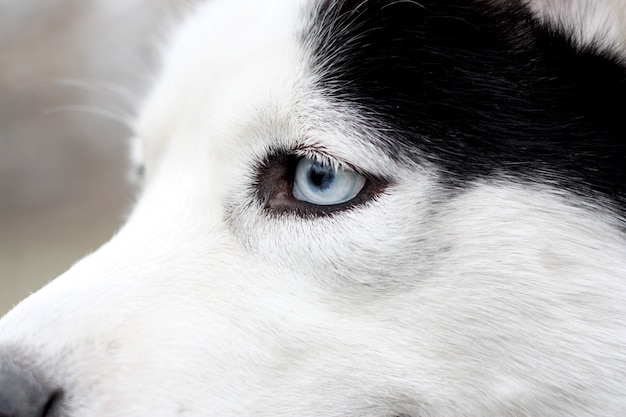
[256,151,387,216]
[293,157,365,206]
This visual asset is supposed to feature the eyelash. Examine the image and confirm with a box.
[255,150,386,217]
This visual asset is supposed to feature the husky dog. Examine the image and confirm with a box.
[1,1,625,416]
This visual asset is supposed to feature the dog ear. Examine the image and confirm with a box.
[524,0,626,61]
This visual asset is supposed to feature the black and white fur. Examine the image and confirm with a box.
[1,1,625,416]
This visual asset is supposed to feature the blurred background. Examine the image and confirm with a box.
[0,0,190,314]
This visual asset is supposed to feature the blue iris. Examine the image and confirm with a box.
[293,157,365,206]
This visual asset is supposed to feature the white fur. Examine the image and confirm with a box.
[1,1,626,416]
[526,0,626,61]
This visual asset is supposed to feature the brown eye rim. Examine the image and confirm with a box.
[254,149,388,218]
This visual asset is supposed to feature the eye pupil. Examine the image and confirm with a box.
[308,163,335,191]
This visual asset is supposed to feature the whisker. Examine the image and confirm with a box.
[176,0,199,11]
[51,78,141,109]
[42,105,133,128]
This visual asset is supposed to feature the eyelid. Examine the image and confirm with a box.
[291,148,374,184]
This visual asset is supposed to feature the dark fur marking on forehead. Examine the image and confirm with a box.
[305,0,626,212]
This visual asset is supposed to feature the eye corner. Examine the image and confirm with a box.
[136,164,146,179]
[127,134,146,184]
[126,161,146,185]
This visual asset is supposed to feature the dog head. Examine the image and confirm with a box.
[1,1,626,416]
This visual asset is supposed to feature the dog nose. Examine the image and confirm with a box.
[0,361,60,417]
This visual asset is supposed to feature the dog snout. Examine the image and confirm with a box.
[0,360,61,417]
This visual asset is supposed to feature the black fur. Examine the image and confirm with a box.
[306,0,626,213]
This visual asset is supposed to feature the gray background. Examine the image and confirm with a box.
[0,0,190,314]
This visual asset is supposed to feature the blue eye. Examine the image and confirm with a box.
[293,157,366,206]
